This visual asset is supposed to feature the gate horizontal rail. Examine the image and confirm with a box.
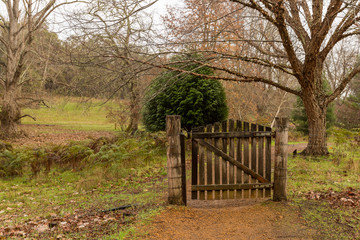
[192,183,273,191]
[192,131,274,138]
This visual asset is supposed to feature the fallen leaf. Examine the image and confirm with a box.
[36,224,49,233]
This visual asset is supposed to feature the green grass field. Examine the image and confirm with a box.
[22,97,119,131]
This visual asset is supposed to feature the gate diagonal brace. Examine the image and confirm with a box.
[194,139,270,184]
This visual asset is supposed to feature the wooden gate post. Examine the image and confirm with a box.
[166,115,186,205]
[273,117,289,201]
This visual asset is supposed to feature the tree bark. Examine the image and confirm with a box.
[301,90,329,156]
[126,82,140,134]
[0,88,22,138]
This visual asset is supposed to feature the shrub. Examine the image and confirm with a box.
[0,133,166,178]
[142,54,228,131]
[0,150,24,178]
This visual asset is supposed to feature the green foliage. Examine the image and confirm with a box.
[329,127,360,167]
[331,127,358,146]
[0,132,166,179]
[58,143,94,170]
[0,150,24,178]
[91,135,163,167]
[142,54,228,131]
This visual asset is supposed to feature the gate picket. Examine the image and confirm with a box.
[221,121,228,199]
[251,123,257,198]
[206,124,213,200]
[228,120,235,199]
[198,126,205,200]
[214,123,221,200]
[265,126,272,197]
[191,129,198,200]
[258,125,265,198]
[236,120,242,199]
[243,122,250,198]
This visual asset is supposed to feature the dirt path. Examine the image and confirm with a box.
[135,143,314,240]
[137,201,315,240]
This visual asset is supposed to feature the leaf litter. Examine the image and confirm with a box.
[0,206,137,239]
[305,187,360,208]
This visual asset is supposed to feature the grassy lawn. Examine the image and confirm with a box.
[22,96,119,131]
[287,135,360,240]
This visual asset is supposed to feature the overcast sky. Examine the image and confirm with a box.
[150,0,184,26]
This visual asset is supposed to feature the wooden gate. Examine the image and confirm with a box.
[191,119,274,200]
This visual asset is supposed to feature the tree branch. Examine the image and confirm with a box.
[115,54,301,96]
[15,114,36,122]
[326,61,360,105]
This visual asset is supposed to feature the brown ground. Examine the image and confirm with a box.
[136,200,315,240]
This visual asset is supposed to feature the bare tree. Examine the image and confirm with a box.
[158,0,360,155]
[0,0,78,138]
[67,0,157,133]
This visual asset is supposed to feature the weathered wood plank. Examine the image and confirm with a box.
[195,139,269,183]
[273,118,289,201]
[206,124,213,200]
[198,126,205,200]
[251,123,258,198]
[258,125,264,198]
[221,120,228,199]
[192,183,273,191]
[166,116,185,205]
[265,126,272,197]
[236,120,242,199]
[228,119,235,199]
[243,122,250,198]
[192,132,274,138]
[214,123,221,200]
[191,131,199,200]
[180,133,187,205]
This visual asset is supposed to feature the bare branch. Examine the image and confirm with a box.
[326,61,360,105]
[15,114,36,122]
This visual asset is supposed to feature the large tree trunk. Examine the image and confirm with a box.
[125,82,140,134]
[0,88,22,138]
[301,92,329,156]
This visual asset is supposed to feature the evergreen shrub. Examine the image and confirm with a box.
[142,54,228,131]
